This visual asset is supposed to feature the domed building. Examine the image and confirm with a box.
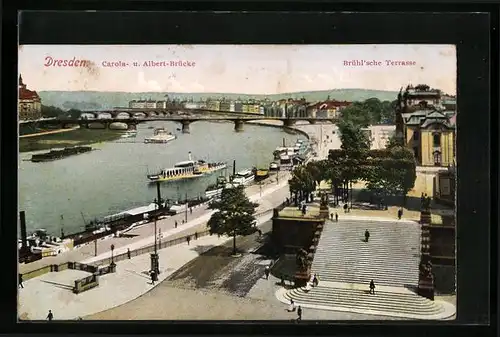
[18,74,42,121]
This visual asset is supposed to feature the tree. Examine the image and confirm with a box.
[41,105,65,118]
[207,185,259,255]
[289,165,316,204]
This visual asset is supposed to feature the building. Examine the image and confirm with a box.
[401,109,455,167]
[219,101,231,112]
[156,101,167,109]
[18,74,42,121]
[441,96,456,111]
[307,100,351,118]
[396,84,456,167]
[206,100,220,111]
[234,102,243,113]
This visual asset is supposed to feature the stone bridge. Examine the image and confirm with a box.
[35,115,338,133]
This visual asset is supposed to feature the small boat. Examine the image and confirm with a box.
[230,169,255,187]
[147,152,227,183]
[144,128,176,144]
[254,168,269,182]
[269,162,279,171]
[205,176,228,199]
[121,130,137,138]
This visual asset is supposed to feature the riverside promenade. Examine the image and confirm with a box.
[19,170,290,275]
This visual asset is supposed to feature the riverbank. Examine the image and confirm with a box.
[19,126,81,139]
[19,128,124,153]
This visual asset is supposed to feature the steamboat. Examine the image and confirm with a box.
[144,128,176,144]
[147,152,227,183]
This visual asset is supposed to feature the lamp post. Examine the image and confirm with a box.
[110,244,115,265]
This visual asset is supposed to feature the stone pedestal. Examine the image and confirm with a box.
[294,268,311,287]
[319,206,329,219]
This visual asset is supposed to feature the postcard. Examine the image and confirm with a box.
[18,44,456,321]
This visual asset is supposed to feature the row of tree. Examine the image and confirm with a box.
[41,105,83,119]
[339,98,397,127]
[289,121,416,208]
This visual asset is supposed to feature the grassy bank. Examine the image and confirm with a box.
[19,128,124,152]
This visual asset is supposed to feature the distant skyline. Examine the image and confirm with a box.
[19,45,456,95]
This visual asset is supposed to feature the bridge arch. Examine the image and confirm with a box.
[115,112,132,119]
[97,112,112,119]
[80,112,96,120]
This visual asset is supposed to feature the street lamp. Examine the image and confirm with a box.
[110,244,115,265]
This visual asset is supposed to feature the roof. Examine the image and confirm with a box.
[403,108,455,129]
[308,100,352,110]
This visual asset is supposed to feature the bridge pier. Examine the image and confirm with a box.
[283,119,296,127]
[181,120,191,133]
[234,120,244,132]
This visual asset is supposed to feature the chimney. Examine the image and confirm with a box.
[19,211,28,251]
[233,160,236,176]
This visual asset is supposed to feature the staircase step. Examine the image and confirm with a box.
[283,287,443,316]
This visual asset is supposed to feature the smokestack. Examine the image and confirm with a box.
[283,138,286,147]
[233,160,236,176]
[156,181,162,209]
[188,151,192,161]
[19,211,27,251]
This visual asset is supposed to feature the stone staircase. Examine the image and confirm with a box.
[276,218,455,319]
[280,285,450,319]
[312,219,421,287]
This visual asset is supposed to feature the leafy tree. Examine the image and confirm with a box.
[289,165,316,204]
[207,185,259,255]
[41,105,65,118]
[338,120,371,159]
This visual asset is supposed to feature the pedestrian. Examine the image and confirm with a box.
[175,220,178,228]
[297,306,302,321]
[301,204,307,215]
[330,213,333,220]
[343,203,348,213]
[190,207,193,214]
[312,274,319,287]
[288,299,296,312]
[46,310,53,321]
[195,232,198,240]
[364,229,370,242]
[335,212,338,222]
[280,276,285,286]
[397,208,403,220]
[369,279,376,294]
[264,265,270,280]
[127,248,131,259]
[186,236,191,245]
[19,273,24,289]
[150,271,156,285]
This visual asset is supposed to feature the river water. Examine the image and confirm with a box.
[19,121,306,236]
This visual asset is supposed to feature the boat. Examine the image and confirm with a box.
[269,162,279,171]
[121,130,137,138]
[230,169,255,187]
[147,152,227,183]
[205,175,228,199]
[30,146,93,162]
[279,154,293,170]
[254,168,270,182]
[144,128,176,144]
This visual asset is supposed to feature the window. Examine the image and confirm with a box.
[433,151,442,166]
[413,131,419,141]
[433,133,441,147]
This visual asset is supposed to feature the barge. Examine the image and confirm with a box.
[30,146,93,162]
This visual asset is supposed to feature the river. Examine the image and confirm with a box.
[18,121,306,236]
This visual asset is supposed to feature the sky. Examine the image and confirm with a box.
[18,45,456,95]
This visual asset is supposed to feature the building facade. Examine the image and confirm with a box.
[307,100,352,118]
[18,74,42,121]
[206,100,221,111]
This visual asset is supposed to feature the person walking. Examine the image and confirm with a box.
[288,299,296,312]
[369,280,376,294]
[46,310,53,321]
[397,208,403,220]
[174,220,178,228]
[312,274,319,287]
[343,203,348,213]
[19,274,24,289]
[364,229,370,242]
[150,271,156,285]
[127,248,131,259]
[190,207,193,215]
[335,212,338,222]
[297,306,302,322]
[195,232,198,240]
[186,236,191,245]
[330,213,333,221]
[264,265,270,280]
